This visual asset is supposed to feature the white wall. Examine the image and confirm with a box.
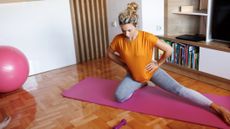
[142,0,164,36]
[0,0,76,75]
[106,0,142,42]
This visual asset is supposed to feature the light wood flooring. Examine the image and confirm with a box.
[0,57,230,129]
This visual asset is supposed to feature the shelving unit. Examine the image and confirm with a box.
[155,35,230,91]
[166,0,211,40]
[172,10,207,16]
[158,35,230,52]
[159,39,200,70]
[145,0,230,91]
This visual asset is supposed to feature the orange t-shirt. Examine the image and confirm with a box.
[110,30,159,83]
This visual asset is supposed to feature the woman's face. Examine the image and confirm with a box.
[120,23,136,39]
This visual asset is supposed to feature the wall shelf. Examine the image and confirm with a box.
[157,35,230,52]
[172,10,207,16]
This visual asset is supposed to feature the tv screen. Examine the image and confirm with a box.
[211,0,230,42]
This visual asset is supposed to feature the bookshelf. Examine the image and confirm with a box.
[155,36,230,91]
[158,39,199,70]
[160,0,230,90]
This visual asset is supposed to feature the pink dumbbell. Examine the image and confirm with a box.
[113,119,127,129]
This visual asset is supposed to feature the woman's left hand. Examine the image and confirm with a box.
[145,60,159,72]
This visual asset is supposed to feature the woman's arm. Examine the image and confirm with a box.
[145,39,173,72]
[107,47,129,71]
[155,39,173,66]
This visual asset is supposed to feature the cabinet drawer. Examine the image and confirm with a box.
[199,47,230,79]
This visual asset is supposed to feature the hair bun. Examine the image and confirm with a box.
[118,2,139,26]
[127,2,138,14]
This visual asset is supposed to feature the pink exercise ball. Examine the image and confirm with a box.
[0,46,29,93]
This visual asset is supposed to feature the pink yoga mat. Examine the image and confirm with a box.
[62,77,230,129]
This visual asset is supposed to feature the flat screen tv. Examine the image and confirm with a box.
[211,0,230,43]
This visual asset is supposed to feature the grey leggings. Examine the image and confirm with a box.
[115,68,213,107]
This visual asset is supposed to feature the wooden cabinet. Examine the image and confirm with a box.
[156,36,230,90]
[199,47,230,80]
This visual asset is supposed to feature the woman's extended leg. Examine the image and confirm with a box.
[150,68,230,125]
[150,68,212,107]
[115,74,143,102]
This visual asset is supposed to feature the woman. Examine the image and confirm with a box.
[107,2,230,125]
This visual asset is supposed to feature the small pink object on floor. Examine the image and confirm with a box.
[113,119,127,129]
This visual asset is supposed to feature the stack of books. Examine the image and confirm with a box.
[158,40,199,70]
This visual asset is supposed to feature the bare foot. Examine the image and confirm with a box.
[0,116,11,129]
[210,103,230,125]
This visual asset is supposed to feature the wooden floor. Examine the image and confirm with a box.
[0,57,230,129]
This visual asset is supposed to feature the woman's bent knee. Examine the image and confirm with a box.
[115,92,133,103]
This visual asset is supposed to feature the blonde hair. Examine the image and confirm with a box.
[118,2,138,26]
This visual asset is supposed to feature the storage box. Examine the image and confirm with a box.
[180,5,194,12]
